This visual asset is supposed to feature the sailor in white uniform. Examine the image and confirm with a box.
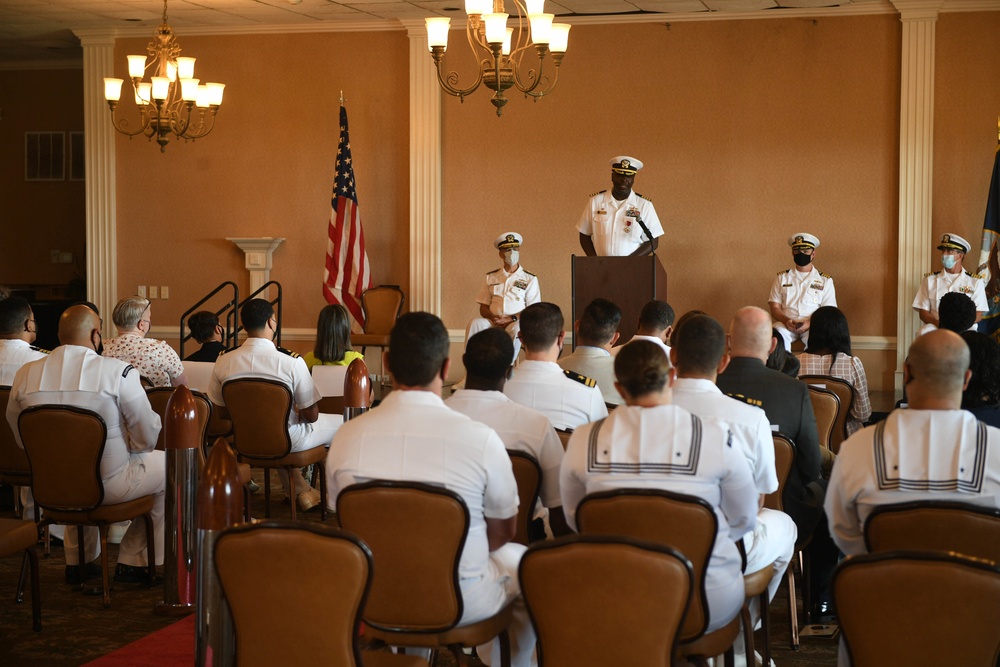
[577,156,664,257]
[768,232,837,351]
[911,232,988,336]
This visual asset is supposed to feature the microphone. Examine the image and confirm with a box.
[634,215,654,246]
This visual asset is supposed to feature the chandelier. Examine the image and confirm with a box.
[424,0,570,117]
[102,0,225,152]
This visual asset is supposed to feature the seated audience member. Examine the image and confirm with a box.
[303,304,363,370]
[826,328,1000,558]
[447,328,569,539]
[557,298,624,405]
[611,299,674,356]
[670,314,795,662]
[0,296,47,384]
[185,311,227,362]
[960,330,1000,427]
[936,291,978,333]
[503,302,607,431]
[103,296,188,387]
[797,306,872,435]
[209,299,340,513]
[560,340,758,633]
[766,328,800,377]
[668,309,707,348]
[327,313,535,667]
[7,305,164,583]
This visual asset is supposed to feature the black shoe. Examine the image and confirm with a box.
[812,597,837,623]
[113,563,161,586]
[65,562,102,585]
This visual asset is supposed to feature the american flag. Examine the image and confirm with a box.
[323,104,372,326]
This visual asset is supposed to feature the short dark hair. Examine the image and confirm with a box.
[0,296,32,335]
[669,309,706,347]
[313,304,353,363]
[639,300,675,331]
[240,299,274,332]
[188,310,220,343]
[388,312,450,387]
[961,331,1000,408]
[938,292,978,333]
[614,340,671,398]
[463,328,513,381]
[518,302,563,351]
[804,306,852,366]
[673,314,725,374]
[578,298,622,345]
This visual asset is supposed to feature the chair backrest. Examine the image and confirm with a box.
[336,480,468,633]
[361,286,405,336]
[575,488,717,640]
[864,500,1000,562]
[182,361,216,392]
[221,378,293,459]
[0,386,31,479]
[17,405,107,512]
[214,521,372,667]
[145,387,213,451]
[801,374,855,453]
[764,433,795,512]
[519,535,693,667]
[833,550,1000,666]
[507,450,542,546]
[806,385,839,453]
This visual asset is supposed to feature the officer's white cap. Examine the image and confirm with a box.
[611,156,643,175]
[495,232,523,250]
[937,233,971,254]
[788,233,820,250]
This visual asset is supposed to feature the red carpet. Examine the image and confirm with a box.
[83,614,195,667]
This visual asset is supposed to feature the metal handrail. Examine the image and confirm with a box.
[178,281,239,359]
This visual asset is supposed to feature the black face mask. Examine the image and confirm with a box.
[793,253,813,267]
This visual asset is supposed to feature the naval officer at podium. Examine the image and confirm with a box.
[577,155,664,257]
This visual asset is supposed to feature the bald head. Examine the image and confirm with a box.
[59,305,101,349]
[905,329,971,405]
[729,306,774,360]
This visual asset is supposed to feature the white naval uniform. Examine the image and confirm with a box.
[503,360,608,431]
[466,265,541,361]
[557,346,623,405]
[576,190,664,257]
[560,404,758,632]
[326,390,535,667]
[911,269,988,335]
[0,339,48,385]
[611,334,670,357]
[6,345,164,567]
[769,266,837,351]
[446,388,565,518]
[825,409,1000,667]
[670,378,796,637]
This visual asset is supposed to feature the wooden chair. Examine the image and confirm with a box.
[145,386,213,451]
[336,480,514,667]
[800,375,856,453]
[833,551,1000,666]
[519,535,694,667]
[221,378,328,521]
[864,500,1000,561]
[0,386,35,521]
[214,520,427,667]
[0,518,41,632]
[507,450,541,546]
[350,285,405,355]
[765,433,803,650]
[17,405,156,607]
[805,385,839,455]
[576,488,741,667]
[312,365,349,415]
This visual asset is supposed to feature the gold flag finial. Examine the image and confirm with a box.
[340,90,345,106]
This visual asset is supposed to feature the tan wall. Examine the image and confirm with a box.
[112,31,410,334]
[0,68,86,290]
[442,15,901,346]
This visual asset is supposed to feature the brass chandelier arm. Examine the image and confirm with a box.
[107,103,155,139]
[430,46,484,100]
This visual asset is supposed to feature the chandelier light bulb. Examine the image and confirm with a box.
[104,78,124,102]
[180,78,200,102]
[426,17,451,50]
[525,0,545,15]
[176,57,196,80]
[528,13,554,45]
[206,82,226,106]
[151,76,170,100]
[136,82,152,105]
[550,23,570,53]
[127,55,147,78]
[465,0,491,15]
[502,27,513,55]
[483,13,509,44]
[196,84,211,108]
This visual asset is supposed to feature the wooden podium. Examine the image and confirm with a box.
[571,255,667,347]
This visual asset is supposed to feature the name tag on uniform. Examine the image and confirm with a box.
[513,280,528,290]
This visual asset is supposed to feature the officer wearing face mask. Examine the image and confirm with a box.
[912,233,987,336]
[465,232,541,361]
[768,233,837,351]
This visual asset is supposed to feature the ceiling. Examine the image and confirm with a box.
[0,0,891,64]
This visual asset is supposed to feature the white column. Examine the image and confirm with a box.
[226,237,285,299]
[891,0,943,392]
[78,34,117,335]
[404,20,443,315]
